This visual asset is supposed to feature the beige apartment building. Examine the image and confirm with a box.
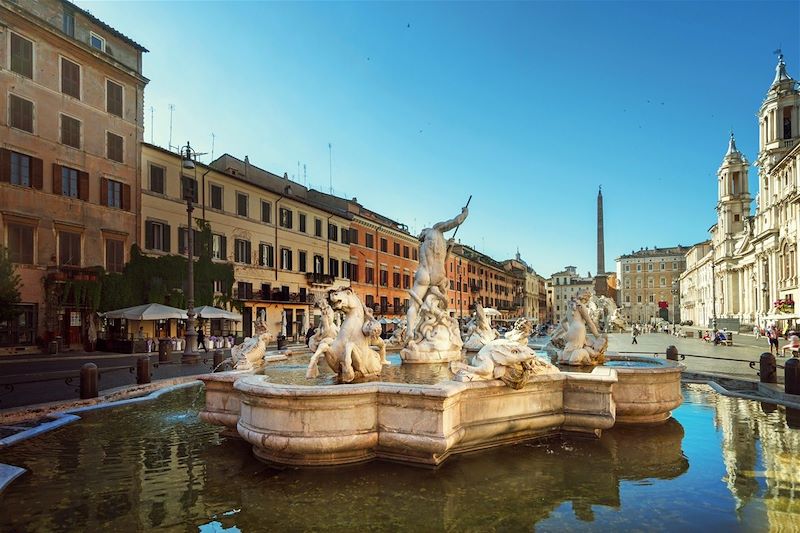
[141,145,351,338]
[616,246,689,324]
[546,266,594,323]
[0,0,147,349]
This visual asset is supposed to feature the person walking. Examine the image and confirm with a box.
[197,325,208,353]
[768,325,779,355]
[631,325,639,344]
[753,325,761,339]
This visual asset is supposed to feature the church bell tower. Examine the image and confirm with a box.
[716,132,751,236]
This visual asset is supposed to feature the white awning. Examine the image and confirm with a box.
[192,305,243,321]
[102,303,187,321]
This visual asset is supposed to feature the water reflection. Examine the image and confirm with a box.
[0,385,798,531]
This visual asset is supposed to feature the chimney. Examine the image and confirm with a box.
[244,156,249,177]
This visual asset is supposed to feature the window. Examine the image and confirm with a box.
[350,228,359,245]
[660,262,665,270]
[149,164,165,193]
[9,94,33,133]
[10,33,33,79]
[636,264,642,272]
[234,239,251,264]
[211,234,226,260]
[393,298,401,313]
[213,280,224,293]
[624,265,630,272]
[342,261,350,279]
[107,132,123,162]
[299,213,307,233]
[329,258,339,277]
[349,264,359,282]
[178,228,201,257]
[365,233,374,249]
[89,32,105,52]
[403,246,409,259]
[379,269,388,287]
[647,263,653,271]
[62,12,75,37]
[105,239,124,273]
[58,231,81,266]
[10,152,30,187]
[649,295,655,303]
[393,272,401,288]
[393,243,400,256]
[403,274,410,289]
[298,251,307,272]
[237,282,253,300]
[61,115,81,148]
[61,166,79,198]
[637,295,642,303]
[365,266,375,284]
[660,277,666,287]
[105,179,122,208]
[210,184,223,210]
[380,238,388,253]
[236,192,248,217]
[279,208,293,229]
[734,214,740,222]
[328,223,338,242]
[259,243,274,267]
[672,262,678,270]
[412,248,418,261]
[366,295,375,309]
[106,80,123,117]
[7,223,34,264]
[60,58,80,99]
[341,228,349,244]
[280,248,293,270]
[261,200,271,223]
[314,218,322,237]
[313,255,324,274]
[145,221,170,252]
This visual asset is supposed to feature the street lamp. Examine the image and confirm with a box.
[181,141,198,360]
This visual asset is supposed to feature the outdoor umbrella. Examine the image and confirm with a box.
[103,303,188,320]
[191,305,243,321]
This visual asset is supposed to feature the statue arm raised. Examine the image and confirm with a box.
[433,207,469,233]
[577,303,601,336]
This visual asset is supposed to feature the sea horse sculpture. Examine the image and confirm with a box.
[558,289,608,366]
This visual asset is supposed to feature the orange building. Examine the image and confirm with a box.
[447,243,516,322]
[1,0,147,349]
[347,205,418,319]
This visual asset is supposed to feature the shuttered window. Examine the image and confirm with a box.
[259,243,274,267]
[105,239,124,273]
[234,239,251,264]
[9,95,34,133]
[58,231,81,266]
[8,223,34,264]
[61,114,81,148]
[106,80,123,117]
[144,221,170,252]
[149,164,165,193]
[107,132,123,162]
[10,33,33,79]
[61,58,80,98]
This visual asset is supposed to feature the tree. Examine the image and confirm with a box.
[0,246,22,322]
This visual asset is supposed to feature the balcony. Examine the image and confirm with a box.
[252,290,314,304]
[306,273,335,286]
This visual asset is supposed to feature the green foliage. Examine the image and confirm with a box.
[0,246,22,322]
[97,219,234,312]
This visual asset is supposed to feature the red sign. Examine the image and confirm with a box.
[658,301,669,309]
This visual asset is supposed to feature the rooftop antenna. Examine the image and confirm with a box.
[149,106,154,144]
[211,133,216,161]
[297,161,301,185]
[168,104,176,151]
[303,164,307,187]
[328,143,333,194]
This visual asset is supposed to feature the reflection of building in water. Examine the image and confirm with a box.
[705,387,800,528]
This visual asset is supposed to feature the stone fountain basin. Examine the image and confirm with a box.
[561,354,684,424]
[201,368,617,467]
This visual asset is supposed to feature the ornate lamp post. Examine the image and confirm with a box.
[181,142,199,360]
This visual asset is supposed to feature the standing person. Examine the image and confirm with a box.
[197,324,208,352]
[753,325,761,339]
[768,325,779,355]
[631,325,639,344]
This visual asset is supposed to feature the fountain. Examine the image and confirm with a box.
[462,299,499,352]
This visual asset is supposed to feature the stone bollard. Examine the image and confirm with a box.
[137,356,151,385]
[213,350,225,372]
[666,346,679,361]
[158,338,172,363]
[277,335,287,351]
[80,363,99,399]
[785,357,800,395]
[759,352,778,384]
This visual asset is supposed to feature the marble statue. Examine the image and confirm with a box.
[463,299,498,351]
[587,295,619,333]
[306,287,389,383]
[607,307,628,333]
[231,331,274,371]
[402,206,469,363]
[558,289,608,366]
[279,310,287,337]
[254,309,268,335]
[387,319,407,346]
[503,317,532,346]
[308,297,339,351]
[451,318,558,388]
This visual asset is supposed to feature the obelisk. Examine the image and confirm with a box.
[594,186,608,297]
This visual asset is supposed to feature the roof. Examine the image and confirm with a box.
[771,52,793,87]
[62,0,149,52]
[616,245,691,260]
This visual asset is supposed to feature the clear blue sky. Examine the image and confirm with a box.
[78,0,799,277]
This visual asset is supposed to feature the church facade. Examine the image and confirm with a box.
[680,54,800,330]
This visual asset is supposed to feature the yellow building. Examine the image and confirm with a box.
[140,144,351,338]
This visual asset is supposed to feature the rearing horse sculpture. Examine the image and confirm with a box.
[306,287,388,383]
